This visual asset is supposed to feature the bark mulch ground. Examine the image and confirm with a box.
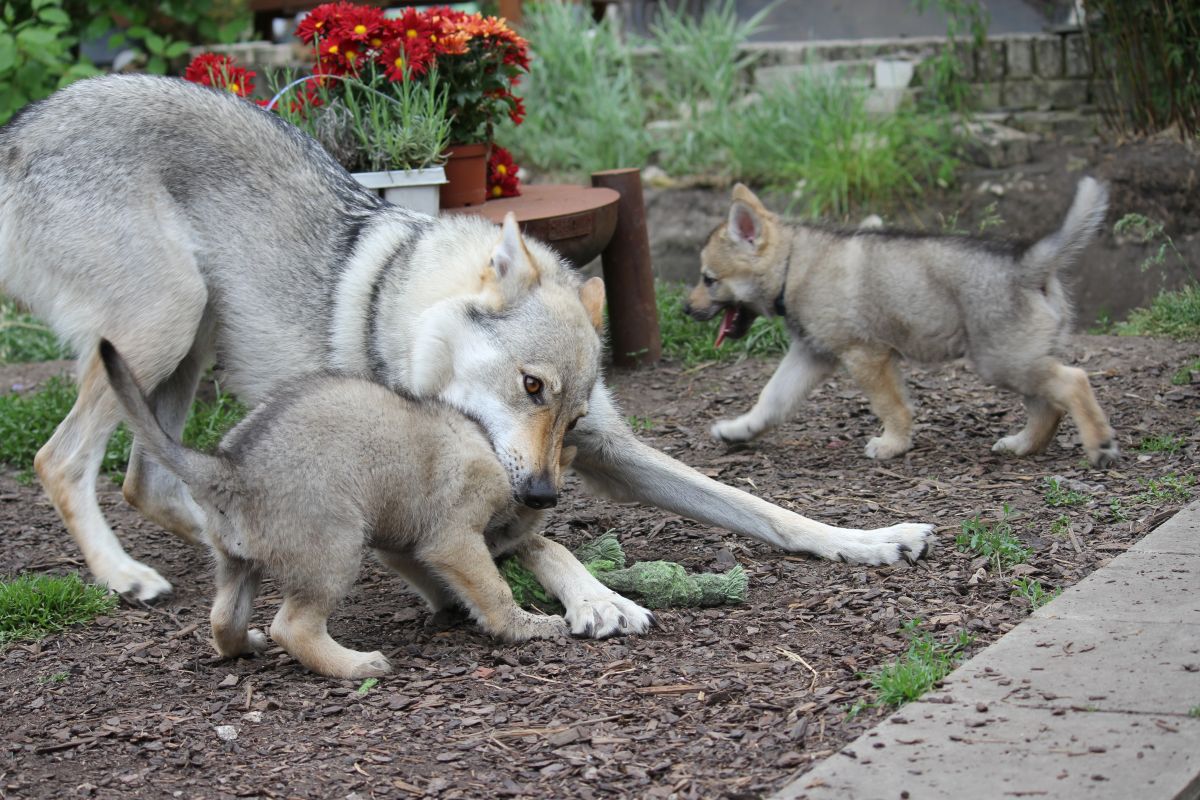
[1,333,1197,799]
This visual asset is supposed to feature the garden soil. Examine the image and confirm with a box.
[2,329,1197,798]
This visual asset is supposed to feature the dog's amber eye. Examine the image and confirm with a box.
[702,274,717,287]
[523,375,542,395]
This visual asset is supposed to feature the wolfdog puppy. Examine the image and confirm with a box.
[100,339,654,679]
[686,179,1118,466]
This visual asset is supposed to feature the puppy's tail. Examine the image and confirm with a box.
[1021,176,1109,286]
[98,339,218,489]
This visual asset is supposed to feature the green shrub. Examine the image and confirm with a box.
[0,297,70,364]
[655,281,788,366]
[1117,284,1200,340]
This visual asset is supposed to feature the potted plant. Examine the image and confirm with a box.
[185,49,451,215]
[293,3,529,208]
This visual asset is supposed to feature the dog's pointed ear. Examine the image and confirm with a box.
[578,277,606,331]
[728,198,763,251]
[490,213,539,301]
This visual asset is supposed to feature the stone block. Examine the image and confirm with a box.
[1034,36,1063,79]
[973,83,1003,111]
[1040,78,1090,109]
[1002,79,1039,110]
[1064,32,1092,77]
[975,39,1006,82]
[1005,36,1033,78]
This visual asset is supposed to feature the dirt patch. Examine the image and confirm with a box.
[1,333,1197,798]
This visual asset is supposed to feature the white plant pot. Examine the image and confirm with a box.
[351,166,447,216]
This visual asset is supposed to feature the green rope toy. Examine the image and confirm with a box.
[500,532,748,610]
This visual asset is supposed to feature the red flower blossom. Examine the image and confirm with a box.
[380,35,434,81]
[332,4,386,44]
[184,53,256,97]
[488,145,520,198]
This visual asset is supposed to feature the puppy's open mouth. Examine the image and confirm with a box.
[715,305,758,348]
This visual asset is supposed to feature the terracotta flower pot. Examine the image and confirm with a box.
[439,142,490,209]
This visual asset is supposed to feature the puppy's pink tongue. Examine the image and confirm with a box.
[715,307,738,349]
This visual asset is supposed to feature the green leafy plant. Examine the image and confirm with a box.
[1137,434,1183,454]
[955,505,1030,573]
[1117,284,1200,340]
[859,619,973,708]
[356,677,379,696]
[1049,514,1072,536]
[655,280,788,366]
[1135,473,1194,504]
[0,0,100,123]
[0,573,116,646]
[627,415,655,432]
[1043,477,1088,507]
[0,297,70,363]
[1011,577,1060,610]
[38,669,69,684]
[1172,359,1200,385]
[912,0,990,114]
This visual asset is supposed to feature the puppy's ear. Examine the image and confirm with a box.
[578,277,606,331]
[731,182,766,210]
[489,213,539,303]
[728,200,762,251]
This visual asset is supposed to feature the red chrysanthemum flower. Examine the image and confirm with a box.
[488,144,520,198]
[184,53,256,97]
[332,4,386,44]
[295,2,353,44]
[380,35,434,81]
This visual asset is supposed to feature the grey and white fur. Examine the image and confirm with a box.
[0,76,931,610]
[686,180,1118,466]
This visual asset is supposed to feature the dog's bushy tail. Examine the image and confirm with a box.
[99,339,218,489]
[1021,176,1109,286]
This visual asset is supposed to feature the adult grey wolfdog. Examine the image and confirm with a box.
[686,181,1117,466]
[101,338,649,676]
[0,76,930,617]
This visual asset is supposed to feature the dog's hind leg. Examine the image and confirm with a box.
[1039,363,1118,467]
[992,395,1064,457]
[710,340,835,443]
[210,554,266,658]
[122,312,214,546]
[34,351,173,601]
[842,346,914,460]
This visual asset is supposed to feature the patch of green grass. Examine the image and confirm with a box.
[1043,477,1089,507]
[655,281,788,367]
[955,506,1030,573]
[1117,284,1200,341]
[0,297,71,364]
[1135,473,1195,504]
[1011,577,1061,610]
[859,619,973,709]
[1088,311,1116,335]
[0,376,246,484]
[1050,514,1072,536]
[39,670,69,685]
[627,415,656,432]
[0,574,117,647]
[356,677,379,696]
[1172,359,1200,385]
[1137,434,1183,454]
[1108,498,1128,522]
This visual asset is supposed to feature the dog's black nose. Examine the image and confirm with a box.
[520,475,558,510]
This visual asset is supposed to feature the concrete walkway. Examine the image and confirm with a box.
[775,500,1200,800]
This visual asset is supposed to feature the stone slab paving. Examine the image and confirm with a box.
[775,500,1200,800]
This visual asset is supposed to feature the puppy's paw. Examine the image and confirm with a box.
[564,592,655,639]
[711,417,757,443]
[245,628,269,654]
[992,432,1036,457]
[1087,439,1120,468]
[864,434,910,460]
[346,651,392,679]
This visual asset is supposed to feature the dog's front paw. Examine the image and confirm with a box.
[992,432,1037,457]
[1087,439,1120,468]
[565,592,655,639]
[836,523,934,565]
[103,558,173,602]
[864,434,910,460]
[711,417,757,443]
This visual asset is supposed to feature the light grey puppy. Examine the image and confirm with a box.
[687,179,1118,467]
[0,75,931,607]
[100,339,654,679]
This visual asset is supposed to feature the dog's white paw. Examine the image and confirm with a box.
[246,628,269,653]
[564,592,656,638]
[345,651,392,679]
[832,524,934,565]
[711,418,756,443]
[1087,439,1120,468]
[100,558,173,602]
[865,435,910,460]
